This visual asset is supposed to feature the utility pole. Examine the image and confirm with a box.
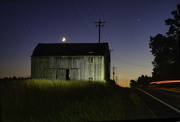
[94,20,105,43]
[111,67,116,81]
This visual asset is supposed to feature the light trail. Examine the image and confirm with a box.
[150,80,180,84]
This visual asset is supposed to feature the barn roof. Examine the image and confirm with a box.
[31,43,110,56]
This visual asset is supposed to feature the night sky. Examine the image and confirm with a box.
[0,0,177,87]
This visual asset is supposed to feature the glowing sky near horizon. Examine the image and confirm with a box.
[0,0,177,87]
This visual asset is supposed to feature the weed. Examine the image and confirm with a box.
[1,79,154,121]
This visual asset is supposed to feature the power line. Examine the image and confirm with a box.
[77,0,94,23]
[69,0,147,68]
[92,0,114,50]
[94,0,105,20]
[102,28,108,42]
[112,54,152,68]
[88,0,100,20]
[67,0,92,34]
[102,24,114,50]
[91,1,152,69]
[106,24,114,48]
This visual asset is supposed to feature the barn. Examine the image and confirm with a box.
[31,43,110,82]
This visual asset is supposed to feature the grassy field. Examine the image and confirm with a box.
[1,79,156,121]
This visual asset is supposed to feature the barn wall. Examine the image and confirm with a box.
[31,56,105,82]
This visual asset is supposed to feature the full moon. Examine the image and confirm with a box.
[62,37,66,42]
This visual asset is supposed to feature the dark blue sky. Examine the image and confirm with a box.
[0,0,177,86]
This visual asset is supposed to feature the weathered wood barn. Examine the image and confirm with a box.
[31,43,110,82]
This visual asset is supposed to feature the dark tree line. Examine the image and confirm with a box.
[130,75,152,88]
[0,76,30,80]
[149,9,180,80]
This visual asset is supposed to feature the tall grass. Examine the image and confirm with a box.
[1,79,155,121]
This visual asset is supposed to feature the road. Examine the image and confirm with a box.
[134,87,180,120]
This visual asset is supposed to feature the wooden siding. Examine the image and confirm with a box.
[31,56,105,82]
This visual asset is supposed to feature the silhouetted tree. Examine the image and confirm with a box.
[13,76,17,80]
[130,75,152,88]
[149,10,179,80]
[130,80,137,88]
[137,75,152,87]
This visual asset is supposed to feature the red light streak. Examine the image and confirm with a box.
[150,80,180,85]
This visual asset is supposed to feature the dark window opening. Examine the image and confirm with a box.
[66,69,70,80]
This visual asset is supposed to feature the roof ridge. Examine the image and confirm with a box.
[31,43,109,57]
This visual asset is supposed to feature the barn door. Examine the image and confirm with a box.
[66,69,70,80]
